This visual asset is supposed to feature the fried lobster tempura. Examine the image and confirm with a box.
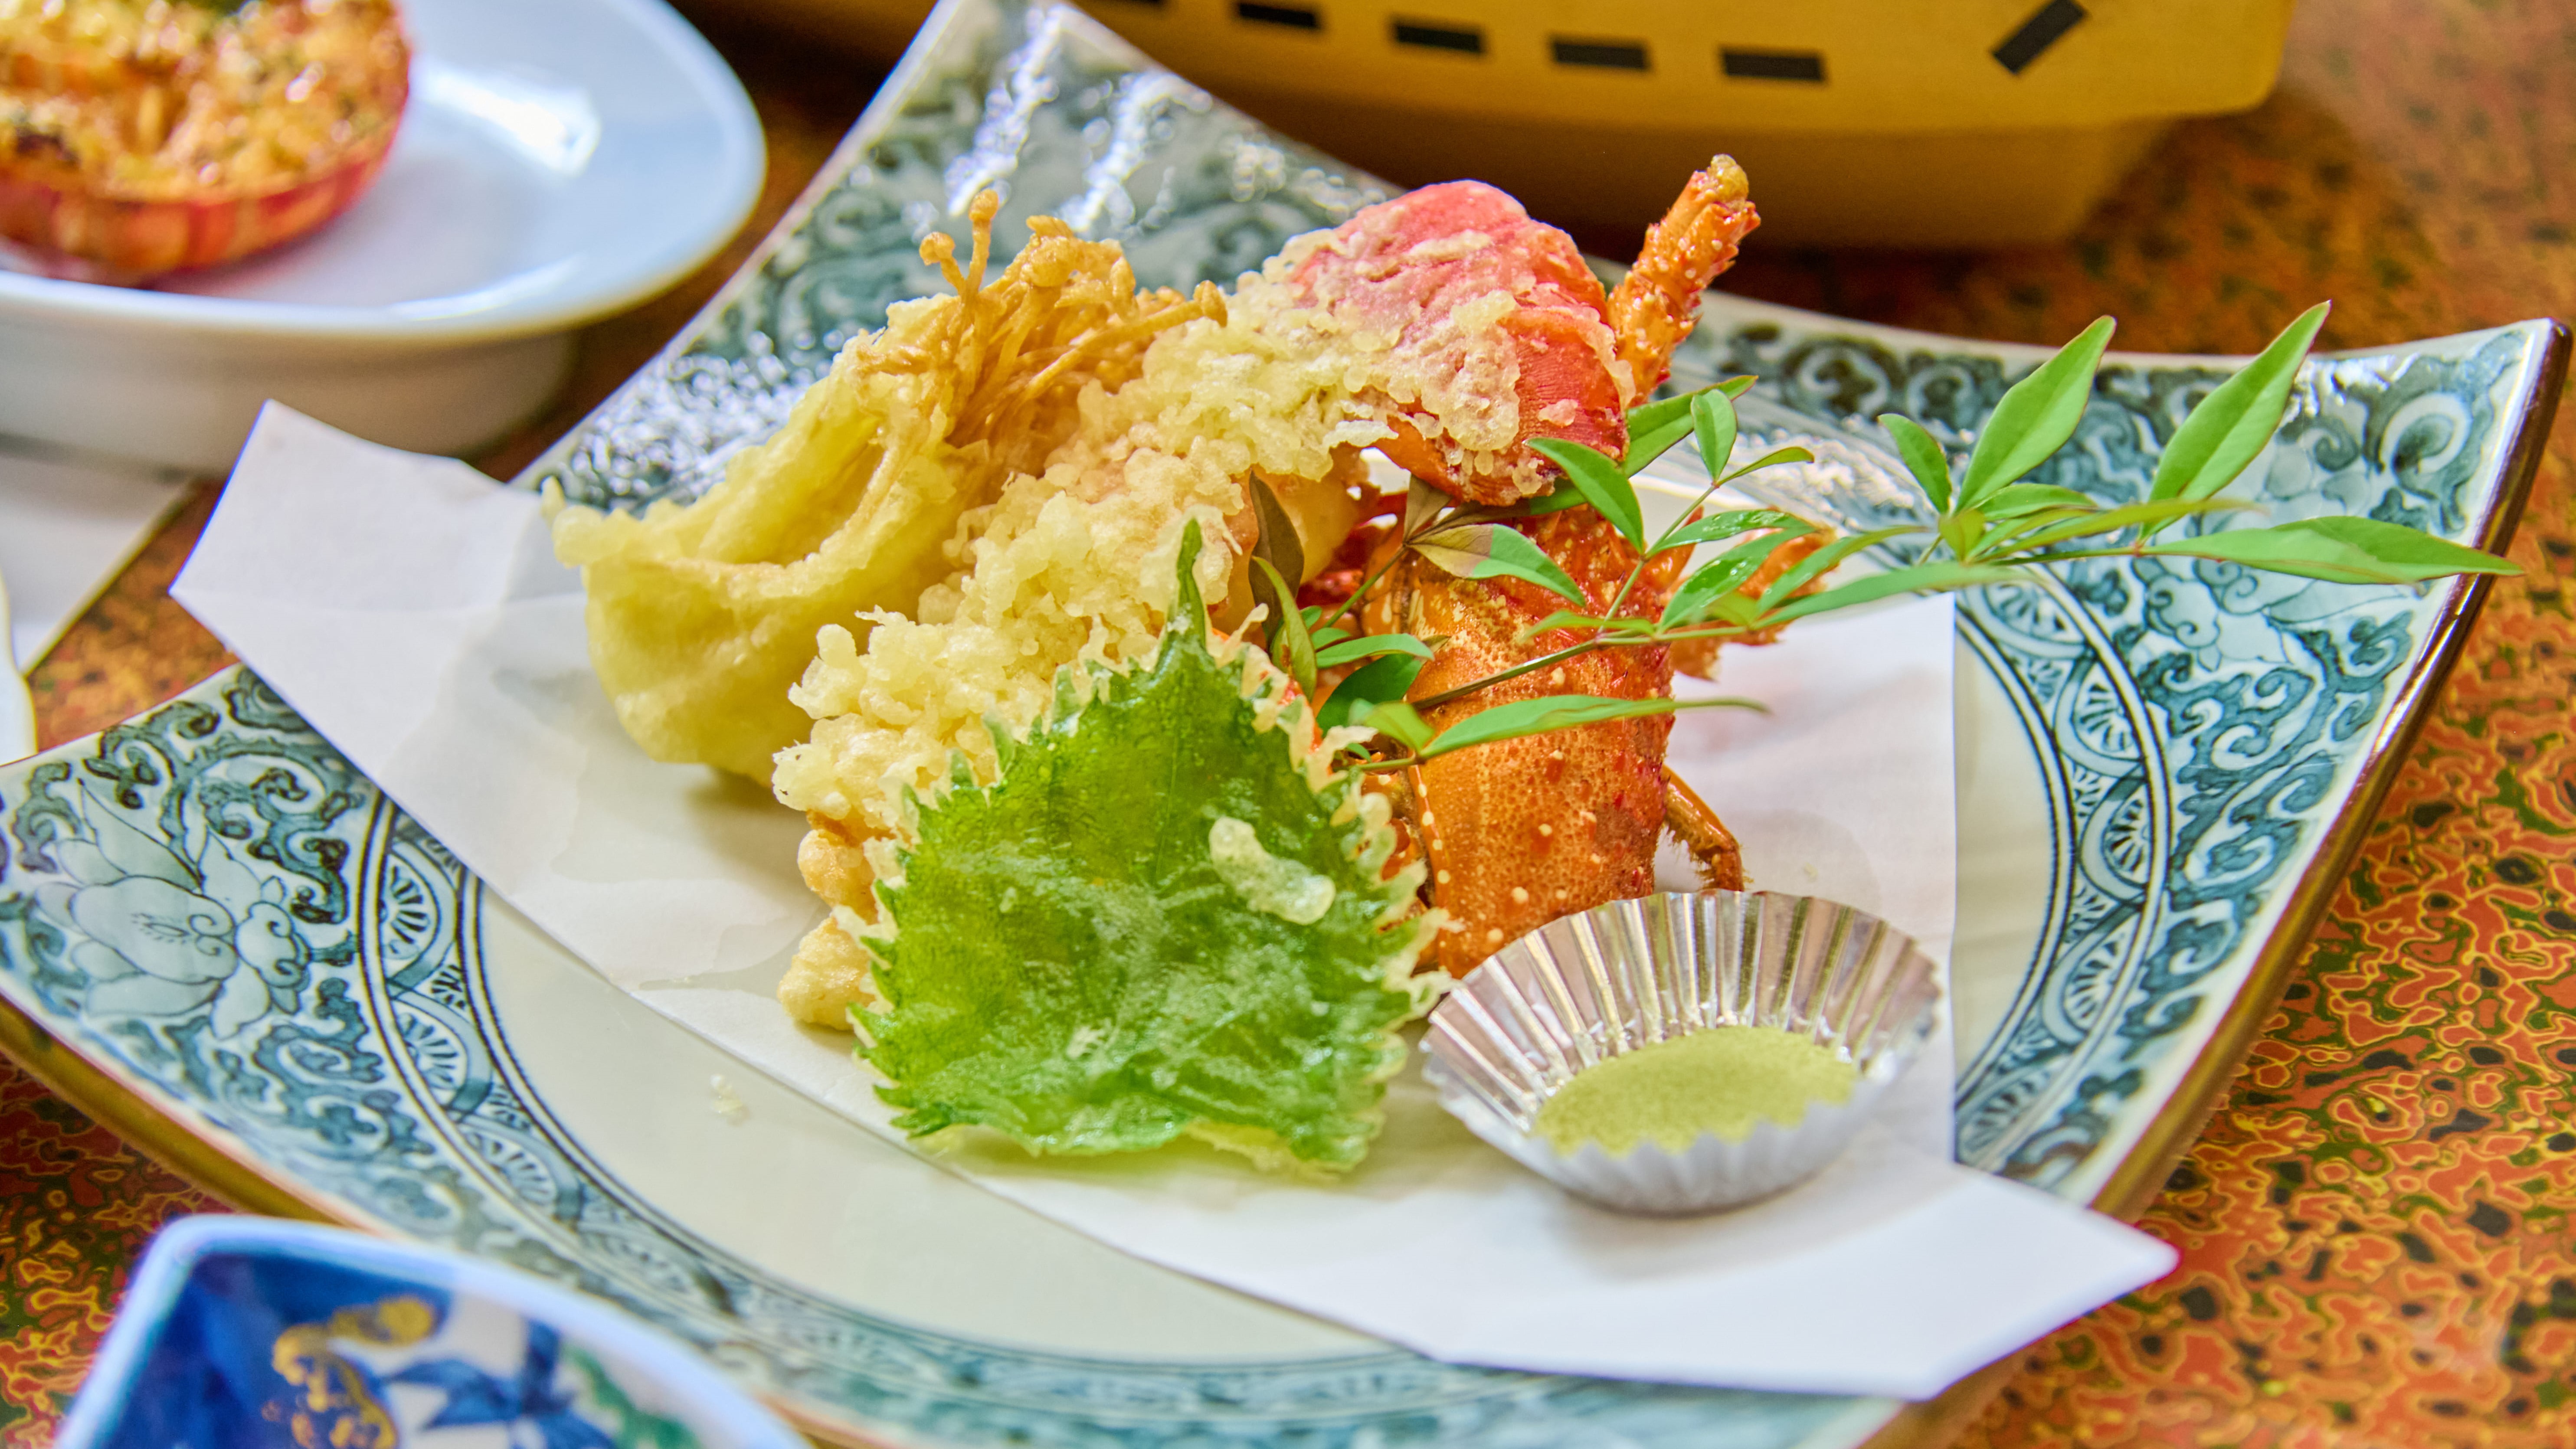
[561,177,1739,1029]
[1273,180,1633,505]
[1605,157,1756,399]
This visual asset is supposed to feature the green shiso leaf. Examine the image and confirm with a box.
[857,521,1439,1171]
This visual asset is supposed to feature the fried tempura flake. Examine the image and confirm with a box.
[559,194,1421,1031]
[547,193,1220,779]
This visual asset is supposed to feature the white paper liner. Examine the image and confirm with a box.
[169,412,2191,1398]
[1425,890,1942,1215]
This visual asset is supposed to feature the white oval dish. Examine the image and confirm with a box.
[0,0,764,473]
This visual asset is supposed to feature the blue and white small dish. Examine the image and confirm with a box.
[57,1217,806,1449]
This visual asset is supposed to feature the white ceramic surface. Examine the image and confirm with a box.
[0,560,30,760]
[0,0,765,473]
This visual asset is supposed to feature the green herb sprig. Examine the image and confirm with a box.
[1252,302,2518,775]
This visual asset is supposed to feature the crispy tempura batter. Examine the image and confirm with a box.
[547,193,1222,779]
[563,172,1772,1027]
[1279,180,1632,504]
[759,205,1394,1025]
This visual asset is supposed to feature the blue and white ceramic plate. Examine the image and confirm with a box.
[0,1,2563,1446]
[57,1217,805,1449]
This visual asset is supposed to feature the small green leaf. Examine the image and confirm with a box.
[1879,414,1954,514]
[1247,474,1309,690]
[1660,531,1810,627]
[1522,609,1623,633]
[1957,316,2116,509]
[1691,389,1739,485]
[1973,507,2115,560]
[1623,415,1696,478]
[1249,474,1306,595]
[1718,445,1815,483]
[1659,508,1814,553]
[1313,633,1436,668]
[1309,623,1353,650]
[1623,419,1694,478]
[1697,590,1768,628]
[1403,475,1448,538]
[1411,523,1587,604]
[2000,497,2258,555]
[1759,561,2026,625]
[1624,379,1751,478]
[1624,390,1698,441]
[1417,693,1758,761]
[1755,526,1916,611]
[2142,517,2519,584]
[1318,653,1427,732]
[2143,302,2331,540]
[1355,699,1434,752]
[1938,510,1988,561]
[1978,483,2098,520]
[1251,556,1317,692]
[1624,376,1755,439]
[1528,437,1646,551]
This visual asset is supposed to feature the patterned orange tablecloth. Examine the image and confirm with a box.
[3,1,2572,1444]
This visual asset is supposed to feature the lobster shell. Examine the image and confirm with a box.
[0,123,400,278]
[0,1,410,278]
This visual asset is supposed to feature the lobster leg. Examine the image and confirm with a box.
[1660,765,1745,892]
[1606,157,1760,396]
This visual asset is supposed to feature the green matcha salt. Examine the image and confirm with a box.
[1534,1025,1858,1156]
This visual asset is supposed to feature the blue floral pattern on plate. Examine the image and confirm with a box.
[3,674,1865,1445]
[1662,322,2545,1191]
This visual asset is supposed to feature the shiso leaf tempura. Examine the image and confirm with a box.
[853,522,1438,1171]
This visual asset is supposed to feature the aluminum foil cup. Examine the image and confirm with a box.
[1423,890,1941,1215]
